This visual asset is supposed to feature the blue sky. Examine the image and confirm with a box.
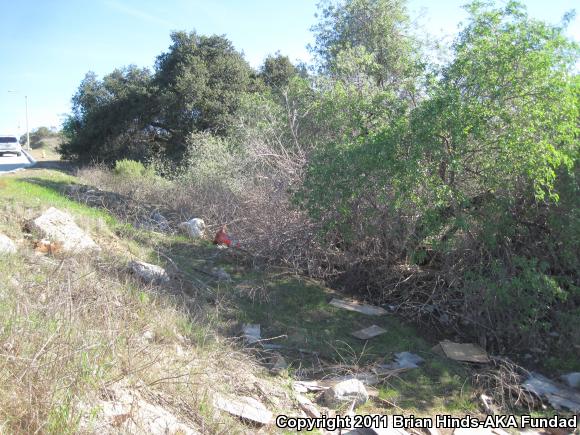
[0,0,578,134]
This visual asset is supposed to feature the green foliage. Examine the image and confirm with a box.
[114,159,156,179]
[62,31,253,163]
[259,53,301,90]
[310,0,422,94]
[300,0,579,352]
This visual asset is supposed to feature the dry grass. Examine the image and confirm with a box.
[0,176,297,434]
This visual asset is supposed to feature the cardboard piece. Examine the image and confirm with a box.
[329,298,387,316]
[351,325,387,340]
[438,341,490,363]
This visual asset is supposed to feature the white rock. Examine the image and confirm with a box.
[0,234,17,254]
[561,372,580,389]
[31,207,100,253]
[178,218,206,239]
[129,260,170,284]
[323,379,369,408]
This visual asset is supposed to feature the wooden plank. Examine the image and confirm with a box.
[351,325,387,340]
[329,298,387,316]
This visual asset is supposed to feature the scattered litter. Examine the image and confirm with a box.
[437,341,490,363]
[323,379,369,408]
[213,225,240,248]
[322,373,380,387]
[329,298,387,316]
[351,325,387,340]
[293,381,328,393]
[242,324,261,344]
[295,393,321,418]
[561,372,580,389]
[382,351,424,370]
[213,394,272,425]
[522,372,580,412]
[178,218,206,239]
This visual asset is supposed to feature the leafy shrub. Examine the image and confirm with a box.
[114,159,156,179]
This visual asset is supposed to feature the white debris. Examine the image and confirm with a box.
[31,207,100,253]
[79,384,198,434]
[386,352,424,369]
[0,233,17,254]
[561,372,580,389]
[178,218,206,239]
[129,260,170,284]
[523,372,580,412]
[242,324,261,344]
[213,394,272,425]
[323,379,369,408]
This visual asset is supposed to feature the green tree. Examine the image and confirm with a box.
[153,31,253,156]
[310,0,422,95]
[259,53,301,90]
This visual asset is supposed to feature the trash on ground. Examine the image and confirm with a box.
[522,372,580,412]
[329,298,387,316]
[213,394,272,425]
[323,378,369,408]
[351,325,387,340]
[321,372,380,387]
[437,340,490,363]
[381,351,424,370]
[242,324,261,344]
[213,225,240,248]
[561,372,580,389]
[293,381,328,393]
[178,218,206,239]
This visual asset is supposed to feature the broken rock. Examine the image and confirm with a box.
[178,218,206,239]
[31,207,100,253]
[323,379,369,408]
[0,234,17,254]
[129,260,170,284]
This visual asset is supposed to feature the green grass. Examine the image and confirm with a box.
[6,168,567,422]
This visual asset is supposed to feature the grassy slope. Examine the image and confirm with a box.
[2,169,558,433]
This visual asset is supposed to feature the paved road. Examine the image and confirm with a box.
[0,152,35,174]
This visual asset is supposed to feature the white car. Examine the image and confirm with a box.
[0,135,22,157]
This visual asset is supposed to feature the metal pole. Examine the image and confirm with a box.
[25,95,30,151]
